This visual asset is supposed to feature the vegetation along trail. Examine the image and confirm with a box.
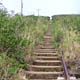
[1,9,80,80]
[26,27,71,80]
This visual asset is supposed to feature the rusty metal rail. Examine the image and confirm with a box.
[61,51,70,80]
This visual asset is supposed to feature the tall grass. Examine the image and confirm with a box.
[51,15,80,60]
[0,9,49,80]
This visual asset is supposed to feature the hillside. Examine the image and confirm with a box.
[51,15,80,73]
[0,9,49,80]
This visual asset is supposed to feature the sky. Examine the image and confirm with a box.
[1,0,80,16]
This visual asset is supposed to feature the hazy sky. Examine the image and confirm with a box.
[1,0,80,16]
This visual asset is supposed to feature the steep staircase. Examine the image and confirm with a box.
[26,28,64,80]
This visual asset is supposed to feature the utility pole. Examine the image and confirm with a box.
[0,1,5,9]
[0,2,2,5]
[37,9,40,17]
[21,0,23,16]
[0,1,2,7]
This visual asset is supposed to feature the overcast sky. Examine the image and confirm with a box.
[1,0,80,16]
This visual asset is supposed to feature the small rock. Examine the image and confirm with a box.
[22,75,26,80]
[70,77,77,80]
[57,77,64,80]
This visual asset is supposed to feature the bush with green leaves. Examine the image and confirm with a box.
[0,9,49,79]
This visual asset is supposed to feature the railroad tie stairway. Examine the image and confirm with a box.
[26,28,65,80]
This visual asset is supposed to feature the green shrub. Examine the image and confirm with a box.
[0,9,49,79]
